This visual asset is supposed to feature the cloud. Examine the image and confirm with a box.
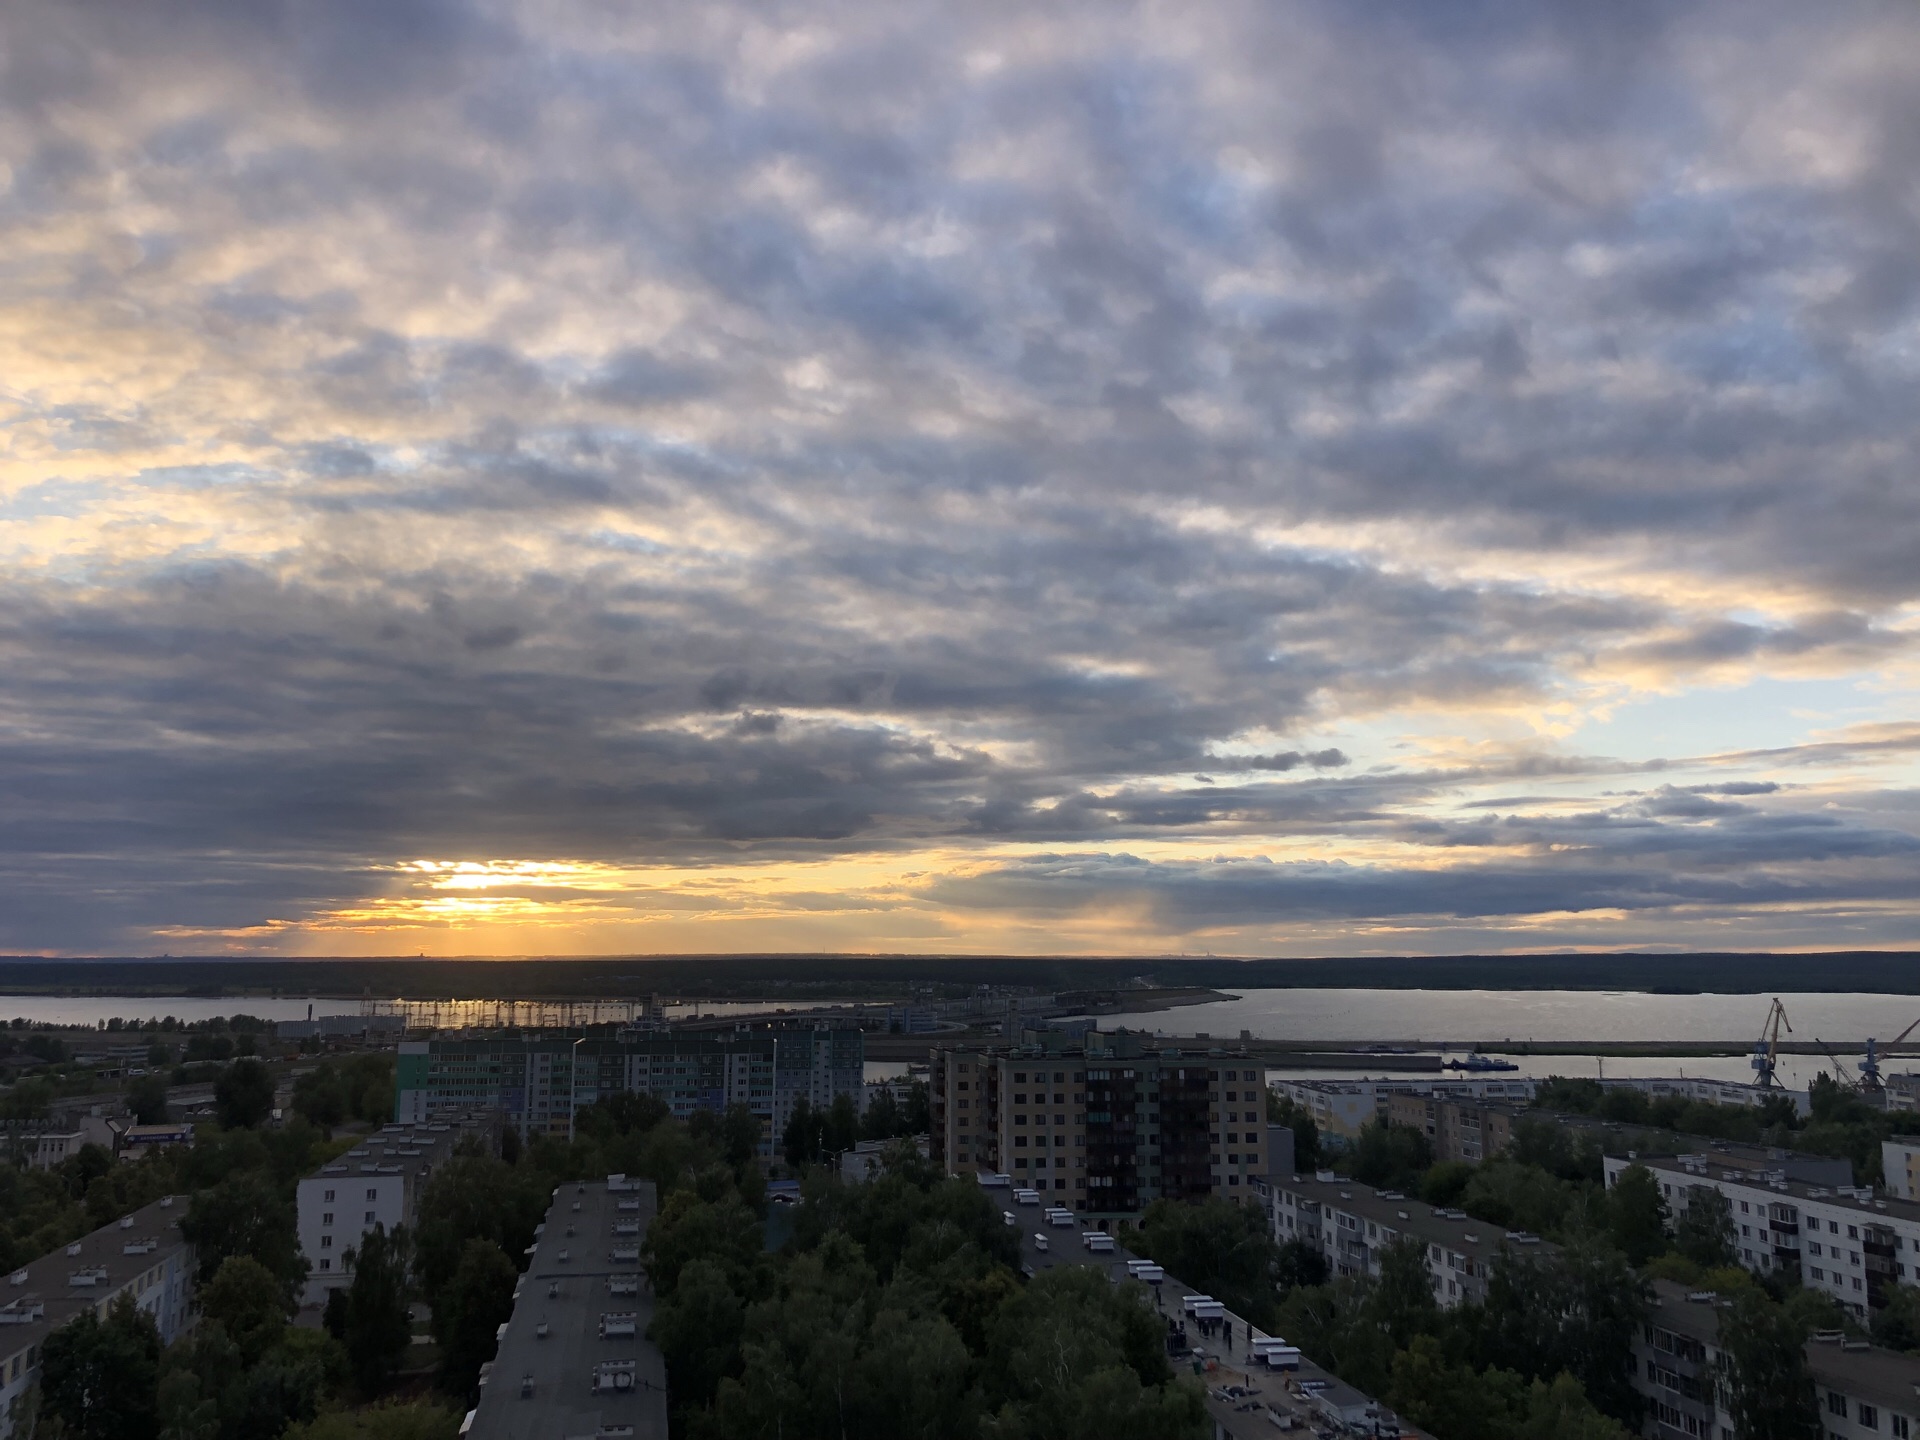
[0,0,1917,951]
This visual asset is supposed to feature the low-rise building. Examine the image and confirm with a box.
[1604,1152,1920,1317]
[1270,1077,1540,1140]
[0,1196,196,1440]
[1266,1174,1533,1308]
[930,1029,1269,1218]
[1634,1279,1920,1440]
[465,1175,667,1440]
[1598,1074,1811,1117]
[296,1111,492,1308]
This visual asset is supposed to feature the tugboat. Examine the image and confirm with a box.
[1445,1051,1519,1073]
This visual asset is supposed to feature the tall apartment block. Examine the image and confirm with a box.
[396,1025,863,1154]
[929,1029,1269,1217]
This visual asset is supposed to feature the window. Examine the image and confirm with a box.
[1850,1225,1860,1240]
[1014,1073,1026,1083]
[322,1212,334,1225]
[323,1189,335,1202]
[321,1235,333,1249]
[1830,1393,1848,1418]
[319,1259,330,1271]
[366,1188,377,1200]
[365,1211,376,1223]
[1891,1414,1909,1438]
[1858,1404,1878,1430]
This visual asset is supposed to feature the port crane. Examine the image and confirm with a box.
[1857,1012,1920,1095]
[1750,998,1792,1088]
[1813,1037,1859,1092]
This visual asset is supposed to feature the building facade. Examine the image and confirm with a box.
[1605,1152,1920,1317]
[1266,1175,1526,1309]
[0,1196,196,1440]
[929,1031,1269,1216]
[395,1025,862,1153]
[1386,1093,1519,1165]
[1884,1140,1920,1201]
[1270,1077,1540,1140]
[295,1112,491,1308]
[1634,1279,1920,1440]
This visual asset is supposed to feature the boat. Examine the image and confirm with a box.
[1445,1052,1519,1073]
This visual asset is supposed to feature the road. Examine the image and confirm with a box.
[1003,1202,1426,1438]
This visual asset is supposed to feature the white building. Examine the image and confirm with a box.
[1265,1173,1523,1309]
[1884,1140,1920,1202]
[1597,1074,1812,1117]
[0,1196,196,1440]
[1605,1152,1920,1317]
[295,1112,491,1307]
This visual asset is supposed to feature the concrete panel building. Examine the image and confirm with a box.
[1634,1278,1920,1440]
[465,1176,667,1440]
[0,1196,196,1440]
[295,1111,492,1308]
[1605,1151,1920,1317]
[929,1029,1268,1217]
[396,1025,861,1153]
[1265,1174,1529,1309]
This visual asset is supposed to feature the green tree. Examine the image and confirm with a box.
[282,1401,464,1440]
[644,1190,765,1297]
[433,1238,518,1401]
[1419,1161,1474,1207]
[1349,1120,1434,1191]
[1476,1239,1647,1425]
[1275,1237,1329,1291]
[344,1223,415,1396]
[1717,1289,1823,1440]
[40,1293,162,1440]
[413,1149,546,1310]
[721,1102,762,1165]
[783,1097,821,1167]
[822,1093,860,1157]
[1130,1197,1282,1327]
[292,1064,350,1129]
[199,1254,291,1365]
[861,1086,902,1141]
[181,1172,308,1299]
[1605,1164,1669,1265]
[127,1073,172,1125]
[1368,1235,1440,1349]
[902,1080,931,1135]
[650,1257,746,1410]
[214,1057,276,1129]
[1674,1185,1737,1269]
[1871,1284,1920,1353]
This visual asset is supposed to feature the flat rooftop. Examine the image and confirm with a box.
[466,1176,667,1440]
[1623,1153,1920,1224]
[0,1194,190,1362]
[1274,1174,1555,1259]
[305,1113,489,1186]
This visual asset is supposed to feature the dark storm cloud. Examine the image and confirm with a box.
[1,0,1918,949]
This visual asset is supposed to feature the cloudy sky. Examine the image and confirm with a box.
[2,0,1918,959]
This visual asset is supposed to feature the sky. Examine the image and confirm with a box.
[2,0,1919,960]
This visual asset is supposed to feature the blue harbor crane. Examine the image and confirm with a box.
[1857,1012,1920,1096]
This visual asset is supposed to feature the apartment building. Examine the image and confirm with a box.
[1267,1174,1530,1308]
[1270,1077,1539,1140]
[929,1030,1269,1217]
[465,1176,668,1440]
[1598,1075,1812,1117]
[1635,1278,1920,1440]
[395,1024,862,1150]
[1386,1093,1519,1165]
[0,1196,196,1440]
[1604,1152,1920,1317]
[296,1111,492,1308]
[1884,1140,1920,1201]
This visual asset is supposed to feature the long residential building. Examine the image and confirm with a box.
[1635,1278,1920,1440]
[929,1029,1271,1217]
[296,1110,494,1308]
[395,1024,862,1152]
[1264,1173,1538,1309]
[465,1175,667,1440]
[0,1195,197,1440]
[1604,1151,1920,1317]
[1271,1077,1540,1140]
